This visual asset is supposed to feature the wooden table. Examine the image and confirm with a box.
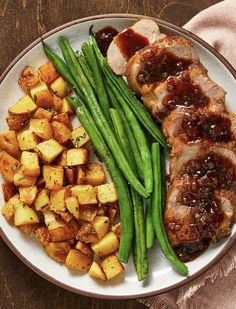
[0,1,220,308]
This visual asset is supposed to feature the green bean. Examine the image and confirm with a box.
[68,97,134,263]
[146,198,155,249]
[76,54,96,91]
[161,149,167,212]
[59,37,149,199]
[151,142,188,275]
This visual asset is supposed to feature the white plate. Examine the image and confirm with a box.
[1,14,236,299]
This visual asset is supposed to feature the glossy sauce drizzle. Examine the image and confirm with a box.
[94,26,118,56]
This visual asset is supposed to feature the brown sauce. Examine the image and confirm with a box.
[174,239,211,262]
[94,26,118,56]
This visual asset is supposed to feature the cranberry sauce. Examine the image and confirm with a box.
[174,239,211,262]
[94,26,118,56]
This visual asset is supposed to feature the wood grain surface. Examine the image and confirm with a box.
[0,1,220,308]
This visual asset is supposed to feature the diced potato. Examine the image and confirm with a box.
[38,61,59,84]
[17,130,40,151]
[45,242,71,263]
[60,98,74,115]
[19,186,38,206]
[33,224,51,245]
[71,126,90,148]
[77,163,106,186]
[54,210,73,223]
[107,208,117,224]
[65,249,92,272]
[52,94,63,111]
[75,241,93,255]
[71,185,97,205]
[92,216,110,239]
[32,107,53,120]
[77,222,99,244]
[13,168,37,187]
[67,148,89,166]
[97,183,118,204]
[54,149,67,166]
[0,152,20,182]
[111,222,121,239]
[2,183,16,202]
[6,113,31,131]
[97,205,106,216]
[50,77,71,98]
[65,167,76,185]
[30,83,54,108]
[0,131,20,158]
[65,196,79,220]
[89,261,106,281]
[50,187,70,212]
[14,204,39,226]
[79,205,97,222]
[35,189,50,211]
[35,139,64,163]
[29,118,53,140]
[18,224,33,234]
[101,255,124,280]
[52,121,71,144]
[49,219,79,242]
[1,194,22,221]
[21,151,40,176]
[9,95,37,115]
[52,113,72,130]
[43,165,64,190]
[44,210,65,230]
[91,232,119,256]
[18,66,41,92]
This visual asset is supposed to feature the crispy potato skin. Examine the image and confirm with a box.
[6,113,31,131]
[2,183,17,202]
[0,152,20,183]
[65,249,93,271]
[0,131,20,158]
[18,66,41,92]
[45,241,71,263]
[33,224,52,245]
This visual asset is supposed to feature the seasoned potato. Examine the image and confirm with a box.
[0,152,20,182]
[6,113,31,131]
[1,194,22,221]
[60,98,74,115]
[29,118,53,140]
[35,189,50,211]
[35,139,64,163]
[75,241,93,255]
[52,121,71,144]
[17,130,40,151]
[13,168,37,187]
[54,149,67,166]
[18,66,41,92]
[43,165,64,190]
[106,208,117,224]
[2,183,16,202]
[97,183,118,204]
[18,224,33,234]
[45,242,71,263]
[38,61,59,84]
[77,163,106,186]
[33,224,52,245]
[97,205,106,216]
[71,126,90,148]
[77,222,99,244]
[32,107,53,121]
[21,151,40,176]
[91,232,119,256]
[65,196,79,220]
[71,185,97,205]
[50,77,71,98]
[19,185,38,206]
[89,261,106,281]
[14,203,39,226]
[67,148,89,166]
[52,112,72,130]
[52,94,63,111]
[49,187,71,212]
[92,216,110,239]
[0,131,20,158]
[54,210,73,224]
[65,167,76,185]
[9,95,37,115]
[30,83,54,108]
[65,249,93,272]
[111,222,121,239]
[49,219,79,242]
[79,205,97,222]
[44,210,65,230]
[101,255,124,280]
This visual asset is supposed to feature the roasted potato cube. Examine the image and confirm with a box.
[0,131,20,158]
[0,152,20,182]
[54,149,67,166]
[52,121,71,144]
[33,224,52,245]
[17,130,40,151]
[18,224,33,234]
[35,189,50,211]
[77,222,99,244]
[19,186,38,206]
[60,98,74,115]
[43,165,64,190]
[97,183,118,204]
[65,167,76,185]
[54,211,73,224]
[49,219,79,242]
[6,113,31,131]
[79,205,97,222]
[1,194,22,221]
[13,168,37,187]
[52,112,72,130]
[45,242,71,263]
[21,151,40,176]
[14,203,39,226]
[106,208,117,224]
[111,222,121,239]
[32,107,53,120]
[29,118,53,140]
[9,95,37,115]
[97,205,106,216]
[89,261,107,281]
[93,216,110,240]
[71,126,90,148]
[52,94,63,111]
[50,77,71,98]
[91,232,119,256]
[65,196,79,220]
[66,148,89,166]
[101,255,124,280]
[75,241,93,255]
[50,187,71,212]
[38,61,59,84]
[71,185,97,205]
[2,183,16,202]
[35,139,64,163]
[18,66,41,92]
[30,83,54,108]
[44,210,65,230]
[65,249,92,272]
[77,163,106,185]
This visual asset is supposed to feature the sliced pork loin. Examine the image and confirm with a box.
[163,108,236,148]
[126,36,200,95]
[107,19,165,76]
